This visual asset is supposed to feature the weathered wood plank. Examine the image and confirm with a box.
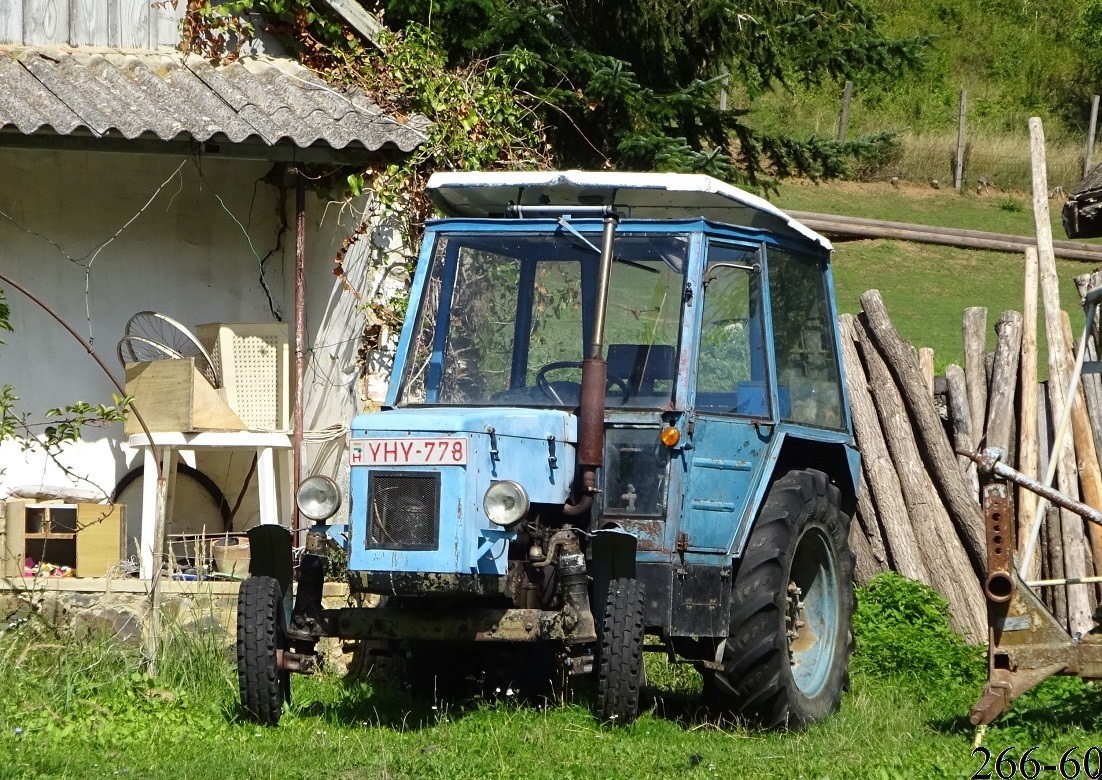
[1031,116,1093,636]
[0,1,23,44]
[71,0,110,46]
[861,290,988,578]
[112,0,148,48]
[24,0,69,45]
[150,0,184,48]
[838,314,928,584]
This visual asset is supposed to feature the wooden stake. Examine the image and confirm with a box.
[854,313,986,638]
[985,311,1023,455]
[919,347,935,397]
[1086,94,1100,178]
[861,290,988,577]
[857,456,890,572]
[838,80,853,143]
[838,315,928,583]
[1030,116,1093,636]
[955,89,968,192]
[1061,312,1102,578]
[945,363,980,496]
[1019,248,1040,575]
[963,307,989,441]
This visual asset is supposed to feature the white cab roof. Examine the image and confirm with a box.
[425,170,831,251]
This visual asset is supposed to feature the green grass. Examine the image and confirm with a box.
[2,575,1101,779]
[772,180,1097,370]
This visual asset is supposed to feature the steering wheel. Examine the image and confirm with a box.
[534,360,632,405]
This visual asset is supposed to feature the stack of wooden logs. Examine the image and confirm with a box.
[844,118,1102,641]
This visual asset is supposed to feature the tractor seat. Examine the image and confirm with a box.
[606,343,677,400]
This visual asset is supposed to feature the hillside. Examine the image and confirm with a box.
[746,0,1094,190]
[773,179,1093,369]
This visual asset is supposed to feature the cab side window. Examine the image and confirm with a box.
[767,247,844,429]
[696,245,769,416]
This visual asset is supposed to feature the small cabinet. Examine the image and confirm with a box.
[2,501,125,577]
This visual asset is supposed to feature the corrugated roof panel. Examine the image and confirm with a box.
[0,47,428,153]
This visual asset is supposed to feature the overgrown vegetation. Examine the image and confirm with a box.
[3,575,1102,778]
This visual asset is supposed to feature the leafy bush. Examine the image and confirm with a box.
[853,573,984,690]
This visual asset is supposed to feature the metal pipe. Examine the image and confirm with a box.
[507,204,617,218]
[1021,302,1098,570]
[962,447,1102,528]
[1027,576,1102,587]
[293,169,307,544]
[589,214,618,358]
[564,213,618,516]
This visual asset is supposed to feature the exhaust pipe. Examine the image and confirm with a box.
[565,211,618,517]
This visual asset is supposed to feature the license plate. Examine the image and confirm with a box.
[350,437,468,466]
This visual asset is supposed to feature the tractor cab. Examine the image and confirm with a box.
[239,171,861,729]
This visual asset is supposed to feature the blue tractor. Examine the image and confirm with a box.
[236,171,860,729]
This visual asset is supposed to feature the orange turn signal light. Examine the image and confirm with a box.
[660,426,681,447]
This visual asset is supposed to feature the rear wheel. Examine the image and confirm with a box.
[237,576,289,725]
[710,469,854,729]
[596,577,646,724]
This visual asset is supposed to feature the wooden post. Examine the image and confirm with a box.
[1073,273,1102,460]
[837,80,853,143]
[963,307,989,440]
[955,89,967,192]
[861,290,988,577]
[1019,248,1040,575]
[719,70,729,112]
[985,311,1023,455]
[856,468,889,572]
[946,363,980,496]
[854,314,986,639]
[1038,382,1069,627]
[838,315,928,583]
[1030,116,1093,636]
[919,347,935,397]
[850,516,879,586]
[1086,95,1100,178]
[1061,312,1102,577]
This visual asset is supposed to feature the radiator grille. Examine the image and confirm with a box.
[366,472,440,550]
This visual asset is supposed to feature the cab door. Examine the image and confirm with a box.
[679,242,774,554]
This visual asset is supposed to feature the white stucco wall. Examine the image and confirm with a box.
[0,146,401,544]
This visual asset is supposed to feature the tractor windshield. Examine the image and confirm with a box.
[398,230,689,408]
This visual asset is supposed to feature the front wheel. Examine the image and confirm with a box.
[710,469,854,730]
[595,577,646,724]
[237,576,289,725]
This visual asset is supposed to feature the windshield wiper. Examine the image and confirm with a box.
[556,216,659,274]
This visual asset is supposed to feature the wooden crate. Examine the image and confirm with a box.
[123,357,245,435]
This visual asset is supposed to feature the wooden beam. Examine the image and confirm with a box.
[963,307,989,440]
[945,363,979,497]
[316,0,385,51]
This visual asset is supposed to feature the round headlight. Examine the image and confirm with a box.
[483,481,529,527]
[297,475,341,521]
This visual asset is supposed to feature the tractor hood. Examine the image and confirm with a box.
[350,407,577,444]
